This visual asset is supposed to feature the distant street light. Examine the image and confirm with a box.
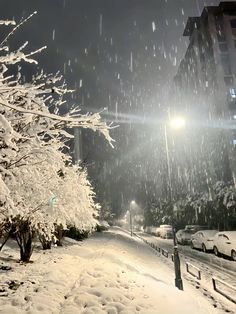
[164,116,185,291]
[130,200,135,236]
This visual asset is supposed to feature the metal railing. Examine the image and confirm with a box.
[186,262,201,280]
[212,277,236,304]
[132,231,236,305]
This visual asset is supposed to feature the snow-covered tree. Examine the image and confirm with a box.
[213,181,236,230]
[0,14,114,261]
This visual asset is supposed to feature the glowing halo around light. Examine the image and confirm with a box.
[169,117,186,130]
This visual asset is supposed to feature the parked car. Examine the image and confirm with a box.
[144,226,158,235]
[191,230,218,252]
[150,227,159,235]
[97,220,110,232]
[213,231,236,261]
[155,226,163,237]
[144,226,153,234]
[176,229,194,245]
[159,225,173,239]
[185,225,208,232]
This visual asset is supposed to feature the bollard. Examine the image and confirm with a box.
[173,246,183,290]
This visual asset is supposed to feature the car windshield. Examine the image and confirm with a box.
[203,230,218,236]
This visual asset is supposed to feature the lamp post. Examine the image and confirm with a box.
[129,200,135,236]
[164,116,185,291]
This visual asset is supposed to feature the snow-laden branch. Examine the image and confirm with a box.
[0,45,47,65]
[0,12,37,46]
[0,20,16,26]
[0,101,115,147]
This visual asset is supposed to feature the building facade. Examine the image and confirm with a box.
[174,1,236,119]
[172,1,236,189]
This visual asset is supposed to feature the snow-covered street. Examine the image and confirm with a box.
[0,227,234,314]
[1,2,236,314]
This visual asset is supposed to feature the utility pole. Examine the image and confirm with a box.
[164,123,183,291]
[130,200,135,236]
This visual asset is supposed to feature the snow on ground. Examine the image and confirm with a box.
[137,232,236,312]
[0,227,230,314]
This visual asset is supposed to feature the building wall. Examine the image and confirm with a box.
[172,2,236,189]
[175,2,236,118]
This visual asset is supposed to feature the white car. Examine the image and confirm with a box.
[144,226,158,235]
[191,230,218,252]
[159,225,173,239]
[176,229,194,245]
[213,231,236,261]
[97,220,110,231]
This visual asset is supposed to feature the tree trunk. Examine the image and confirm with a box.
[40,236,52,250]
[42,240,52,250]
[15,224,33,263]
[55,226,64,246]
[0,232,10,251]
[18,232,32,262]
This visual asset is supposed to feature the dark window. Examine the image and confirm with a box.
[221,54,232,75]
[226,11,236,16]
[230,19,236,28]
[224,76,234,86]
[219,43,228,52]
[230,19,236,44]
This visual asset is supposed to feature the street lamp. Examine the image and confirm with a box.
[130,200,135,236]
[164,116,185,291]
[169,116,186,130]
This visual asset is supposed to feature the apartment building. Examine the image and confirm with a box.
[174,1,236,119]
[172,2,236,186]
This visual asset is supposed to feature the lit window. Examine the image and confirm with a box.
[230,88,236,98]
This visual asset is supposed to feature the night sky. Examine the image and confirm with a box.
[0,0,221,213]
[0,0,219,111]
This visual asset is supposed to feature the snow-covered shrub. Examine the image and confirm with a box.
[65,226,91,241]
[0,14,113,261]
[213,181,236,230]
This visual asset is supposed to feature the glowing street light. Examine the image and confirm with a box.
[169,116,186,130]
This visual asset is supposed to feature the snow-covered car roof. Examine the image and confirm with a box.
[98,220,110,227]
[194,230,218,236]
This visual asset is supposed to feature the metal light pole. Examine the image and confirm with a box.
[129,200,135,236]
[164,120,184,291]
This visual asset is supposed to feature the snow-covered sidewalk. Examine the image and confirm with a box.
[0,228,228,313]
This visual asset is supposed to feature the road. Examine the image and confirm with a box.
[135,231,236,311]
[137,232,236,275]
